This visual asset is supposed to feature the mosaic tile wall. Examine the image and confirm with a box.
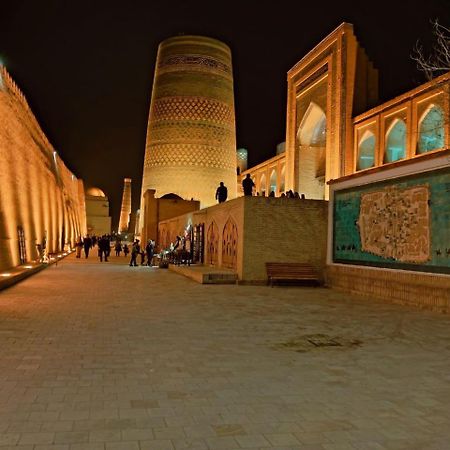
[333,167,450,273]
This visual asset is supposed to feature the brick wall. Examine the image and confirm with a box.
[158,196,328,282]
[242,197,328,282]
[327,264,450,312]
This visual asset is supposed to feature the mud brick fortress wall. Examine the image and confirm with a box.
[0,67,86,271]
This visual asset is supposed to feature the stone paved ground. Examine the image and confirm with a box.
[1,254,450,450]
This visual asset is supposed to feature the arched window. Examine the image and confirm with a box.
[259,174,266,196]
[279,165,285,193]
[418,105,445,154]
[385,119,406,163]
[298,102,326,147]
[269,170,277,195]
[357,131,375,170]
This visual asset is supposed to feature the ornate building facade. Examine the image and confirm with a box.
[153,24,449,307]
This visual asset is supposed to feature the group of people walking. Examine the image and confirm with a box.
[129,239,155,267]
[75,234,155,267]
[75,234,113,261]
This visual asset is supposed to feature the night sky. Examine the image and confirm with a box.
[1,0,449,228]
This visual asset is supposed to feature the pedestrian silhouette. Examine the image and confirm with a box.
[215,182,228,203]
[242,174,255,196]
[83,235,92,258]
[129,240,140,267]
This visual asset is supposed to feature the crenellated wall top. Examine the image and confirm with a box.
[0,65,80,184]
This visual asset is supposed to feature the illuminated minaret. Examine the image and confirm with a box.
[118,178,132,233]
[139,35,237,232]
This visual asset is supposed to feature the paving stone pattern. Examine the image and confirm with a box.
[1,254,450,449]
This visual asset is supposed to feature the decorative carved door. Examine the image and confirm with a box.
[206,222,219,266]
[222,218,238,270]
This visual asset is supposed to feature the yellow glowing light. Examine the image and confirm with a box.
[24,265,33,269]
[63,252,68,256]
[1,273,12,277]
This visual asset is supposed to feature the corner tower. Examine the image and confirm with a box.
[140,35,237,229]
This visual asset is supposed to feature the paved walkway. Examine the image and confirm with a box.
[1,254,450,450]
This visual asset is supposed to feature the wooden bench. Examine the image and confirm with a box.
[266,262,320,287]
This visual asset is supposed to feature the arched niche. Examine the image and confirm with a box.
[357,130,375,170]
[279,165,285,193]
[297,102,327,147]
[259,174,266,196]
[385,119,406,163]
[222,218,238,270]
[269,169,277,195]
[206,221,219,266]
[418,104,445,154]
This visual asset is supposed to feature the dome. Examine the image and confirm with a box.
[86,187,106,197]
[160,193,183,200]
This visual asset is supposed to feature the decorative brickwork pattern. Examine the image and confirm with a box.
[145,143,236,169]
[139,36,237,221]
[327,264,450,312]
[150,97,235,125]
[149,121,234,145]
[158,54,232,78]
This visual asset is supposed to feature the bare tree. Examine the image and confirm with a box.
[412,19,450,80]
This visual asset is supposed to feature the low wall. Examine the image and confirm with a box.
[159,196,328,282]
[242,197,328,282]
[327,264,450,312]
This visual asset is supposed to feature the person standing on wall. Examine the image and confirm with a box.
[215,182,228,203]
[242,174,255,196]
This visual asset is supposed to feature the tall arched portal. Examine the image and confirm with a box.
[297,101,327,199]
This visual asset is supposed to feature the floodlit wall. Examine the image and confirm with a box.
[0,67,86,271]
[353,72,449,172]
[285,23,378,200]
[158,196,328,282]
